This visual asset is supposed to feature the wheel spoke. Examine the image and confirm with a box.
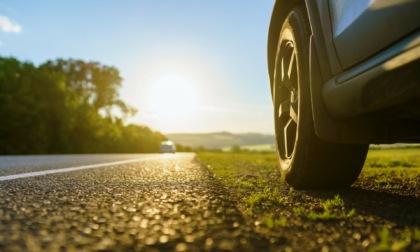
[283,118,296,158]
[281,45,296,91]
[287,50,296,79]
[281,58,292,91]
[290,105,298,123]
[278,99,290,119]
[274,39,298,160]
[282,75,293,91]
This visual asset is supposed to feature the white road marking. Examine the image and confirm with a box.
[0,156,164,181]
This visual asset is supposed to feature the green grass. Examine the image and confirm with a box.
[359,166,420,189]
[198,152,280,215]
[306,195,356,221]
[261,214,287,228]
[365,148,420,168]
[199,152,278,183]
[207,149,419,189]
[199,149,420,190]
[371,227,420,251]
[197,148,420,213]
[221,144,276,152]
[244,186,283,213]
[360,149,420,189]
[291,195,356,221]
[198,148,420,193]
[197,148,420,250]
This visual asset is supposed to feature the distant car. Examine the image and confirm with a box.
[160,141,176,153]
[268,1,420,189]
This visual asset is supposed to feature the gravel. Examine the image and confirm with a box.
[0,154,279,251]
[1,153,419,251]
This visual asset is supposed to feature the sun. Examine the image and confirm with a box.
[147,73,198,120]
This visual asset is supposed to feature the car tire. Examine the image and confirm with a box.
[273,6,369,189]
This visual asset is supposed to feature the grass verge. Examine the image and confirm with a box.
[197,149,420,251]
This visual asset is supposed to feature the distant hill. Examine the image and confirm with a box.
[166,132,275,149]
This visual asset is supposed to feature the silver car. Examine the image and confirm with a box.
[268,0,420,189]
[160,141,176,153]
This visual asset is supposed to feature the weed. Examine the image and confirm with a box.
[402,228,420,243]
[322,195,345,211]
[305,195,355,221]
[256,177,267,188]
[231,179,253,189]
[293,207,305,216]
[244,186,282,213]
[371,227,408,251]
[288,187,295,197]
[262,215,287,228]
[374,180,401,190]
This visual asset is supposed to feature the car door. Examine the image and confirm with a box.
[328,0,420,70]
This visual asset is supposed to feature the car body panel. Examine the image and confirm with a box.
[323,31,420,119]
[329,0,420,69]
[268,0,420,144]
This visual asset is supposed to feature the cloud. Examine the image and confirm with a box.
[0,16,22,33]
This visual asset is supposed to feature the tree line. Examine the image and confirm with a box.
[0,57,167,154]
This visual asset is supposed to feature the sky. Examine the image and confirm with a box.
[0,0,275,134]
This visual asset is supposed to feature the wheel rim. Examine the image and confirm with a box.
[275,39,298,161]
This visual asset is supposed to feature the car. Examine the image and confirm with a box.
[267,0,420,189]
[160,141,176,153]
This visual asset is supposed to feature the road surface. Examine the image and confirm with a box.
[0,153,275,251]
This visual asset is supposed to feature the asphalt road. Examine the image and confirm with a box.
[0,153,276,251]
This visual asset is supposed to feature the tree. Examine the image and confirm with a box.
[230,145,243,153]
[41,59,136,117]
[0,57,167,154]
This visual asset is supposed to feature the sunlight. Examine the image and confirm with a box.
[147,73,198,120]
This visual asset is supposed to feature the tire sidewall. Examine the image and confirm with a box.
[274,7,312,184]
